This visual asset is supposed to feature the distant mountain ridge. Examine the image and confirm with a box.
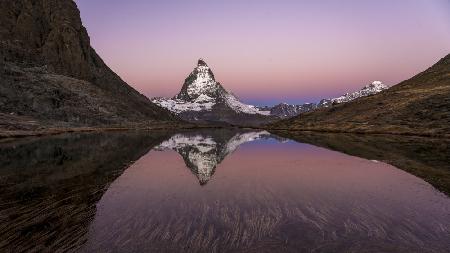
[318,81,388,107]
[153,59,389,123]
[268,54,450,136]
[262,81,389,118]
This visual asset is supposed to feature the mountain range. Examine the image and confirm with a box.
[152,59,389,124]
[259,81,389,118]
[0,0,448,137]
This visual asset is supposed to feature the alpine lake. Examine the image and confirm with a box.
[1,129,449,252]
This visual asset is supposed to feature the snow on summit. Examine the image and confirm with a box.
[151,59,270,118]
[270,81,390,118]
[324,81,389,105]
[180,59,218,100]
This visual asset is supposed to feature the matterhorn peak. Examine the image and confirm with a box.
[151,58,273,122]
[197,58,208,67]
[173,59,220,101]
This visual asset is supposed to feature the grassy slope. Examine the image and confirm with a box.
[268,54,450,136]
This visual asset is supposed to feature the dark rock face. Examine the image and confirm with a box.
[1,0,129,92]
[175,59,221,101]
[197,58,208,67]
[0,0,176,128]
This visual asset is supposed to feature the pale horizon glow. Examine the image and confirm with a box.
[75,0,450,106]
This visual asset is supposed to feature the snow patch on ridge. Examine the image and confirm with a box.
[224,131,271,154]
[186,65,218,98]
[152,97,215,113]
[155,134,216,153]
[224,93,271,115]
[327,81,389,105]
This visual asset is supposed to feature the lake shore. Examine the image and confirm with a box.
[3,124,450,141]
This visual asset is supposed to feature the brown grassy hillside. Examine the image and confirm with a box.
[268,54,450,137]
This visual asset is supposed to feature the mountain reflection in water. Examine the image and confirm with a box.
[0,130,449,253]
[154,130,286,185]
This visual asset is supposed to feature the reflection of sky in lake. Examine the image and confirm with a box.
[83,133,450,252]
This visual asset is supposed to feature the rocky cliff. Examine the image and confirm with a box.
[0,0,176,131]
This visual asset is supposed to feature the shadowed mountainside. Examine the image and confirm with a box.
[268,54,450,137]
[0,0,178,133]
[272,130,450,196]
[0,131,172,252]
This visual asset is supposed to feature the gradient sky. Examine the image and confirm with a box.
[75,0,450,105]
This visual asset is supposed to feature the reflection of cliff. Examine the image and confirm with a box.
[0,131,170,252]
[155,130,273,185]
[83,131,450,253]
[273,131,450,196]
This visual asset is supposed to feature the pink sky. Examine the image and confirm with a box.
[75,0,450,105]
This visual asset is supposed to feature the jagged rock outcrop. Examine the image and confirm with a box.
[0,0,176,130]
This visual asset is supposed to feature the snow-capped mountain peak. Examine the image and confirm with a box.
[362,81,388,92]
[197,58,208,67]
[152,59,273,124]
[328,80,389,105]
[176,59,219,101]
[152,59,390,123]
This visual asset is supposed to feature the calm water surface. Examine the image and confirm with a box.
[1,130,449,252]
